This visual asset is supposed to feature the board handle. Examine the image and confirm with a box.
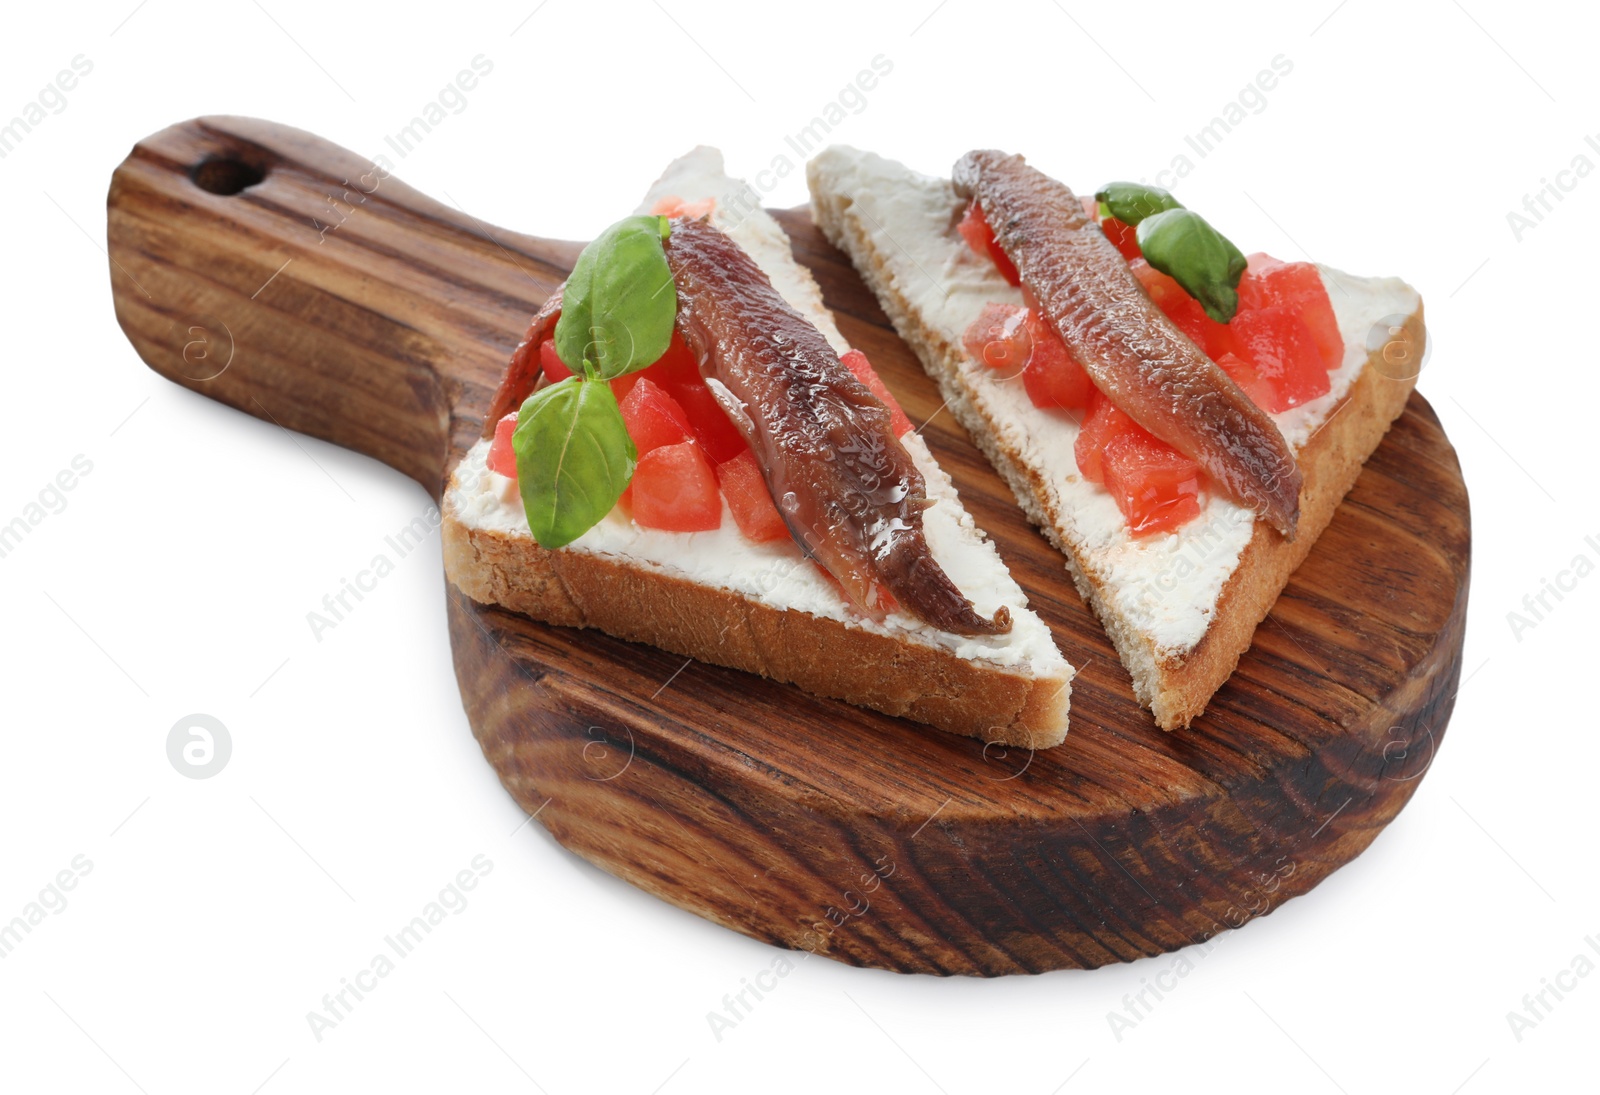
[106,116,577,497]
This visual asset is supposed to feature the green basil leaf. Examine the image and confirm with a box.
[1136,208,1248,323]
[554,214,676,380]
[1095,182,1183,226]
[512,377,637,549]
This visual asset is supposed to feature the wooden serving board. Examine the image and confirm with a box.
[107,117,1470,976]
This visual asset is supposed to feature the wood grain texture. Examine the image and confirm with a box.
[108,117,1470,975]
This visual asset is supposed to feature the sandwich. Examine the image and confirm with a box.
[808,146,1424,729]
[442,149,1074,748]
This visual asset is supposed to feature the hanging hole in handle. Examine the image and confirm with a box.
[191,157,266,196]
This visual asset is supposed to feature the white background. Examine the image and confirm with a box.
[2,1,1595,1092]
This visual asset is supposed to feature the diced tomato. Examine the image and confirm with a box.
[539,339,574,383]
[840,349,913,436]
[550,328,702,405]
[611,330,700,404]
[1021,309,1095,412]
[956,200,990,259]
[1228,306,1331,412]
[956,199,1021,286]
[630,441,722,532]
[1074,391,1135,484]
[669,380,750,463]
[625,327,743,464]
[1132,251,1341,414]
[1101,216,1141,261]
[962,302,1031,374]
[638,330,702,388]
[1129,259,1235,358]
[1236,252,1293,311]
[1074,392,1205,534]
[1236,256,1343,371]
[650,194,717,219]
[619,377,694,454]
[1236,251,1283,301]
[488,412,519,479]
[610,374,641,404]
[1215,351,1279,414]
[1102,431,1205,537]
[715,450,789,543]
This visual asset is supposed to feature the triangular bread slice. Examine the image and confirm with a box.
[807,145,1424,730]
[443,148,1073,748]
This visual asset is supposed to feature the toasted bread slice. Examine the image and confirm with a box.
[442,149,1073,748]
[807,145,1423,729]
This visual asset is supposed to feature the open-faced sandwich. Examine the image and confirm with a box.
[443,150,1074,748]
[808,147,1424,729]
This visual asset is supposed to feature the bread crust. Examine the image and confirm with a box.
[809,176,1421,729]
[1147,330,1421,725]
[442,497,1071,749]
